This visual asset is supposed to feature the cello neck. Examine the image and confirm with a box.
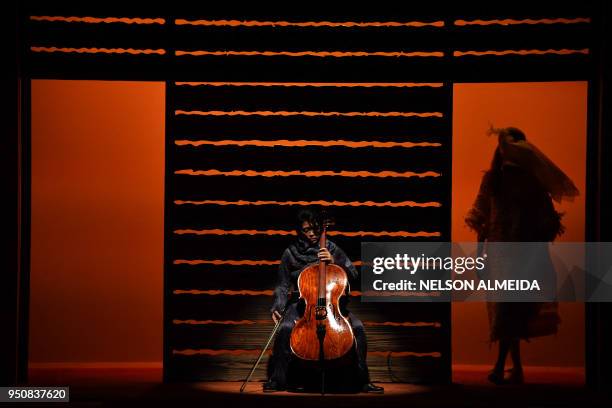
[319,224,327,251]
[318,225,327,304]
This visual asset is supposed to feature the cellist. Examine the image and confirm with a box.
[263,208,384,394]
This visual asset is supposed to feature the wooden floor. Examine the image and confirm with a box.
[23,366,609,407]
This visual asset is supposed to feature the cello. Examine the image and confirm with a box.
[289,220,354,362]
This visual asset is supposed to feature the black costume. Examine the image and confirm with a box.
[466,164,562,342]
[267,235,370,388]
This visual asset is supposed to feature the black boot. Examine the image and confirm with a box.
[263,380,286,393]
[362,383,384,393]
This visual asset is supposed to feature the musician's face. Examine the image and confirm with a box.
[301,221,319,244]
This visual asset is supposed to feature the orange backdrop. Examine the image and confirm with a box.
[29,80,165,367]
[452,82,587,369]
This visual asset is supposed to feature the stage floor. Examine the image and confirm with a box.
[24,366,608,407]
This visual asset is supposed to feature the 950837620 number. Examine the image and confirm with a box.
[1,387,69,402]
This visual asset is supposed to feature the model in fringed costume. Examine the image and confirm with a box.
[465,126,579,385]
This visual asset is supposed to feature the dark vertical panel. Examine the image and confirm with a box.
[16,77,31,386]
[17,4,31,385]
[586,0,611,392]
[2,2,24,386]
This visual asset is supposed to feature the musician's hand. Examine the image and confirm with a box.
[318,248,333,263]
[272,310,282,324]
